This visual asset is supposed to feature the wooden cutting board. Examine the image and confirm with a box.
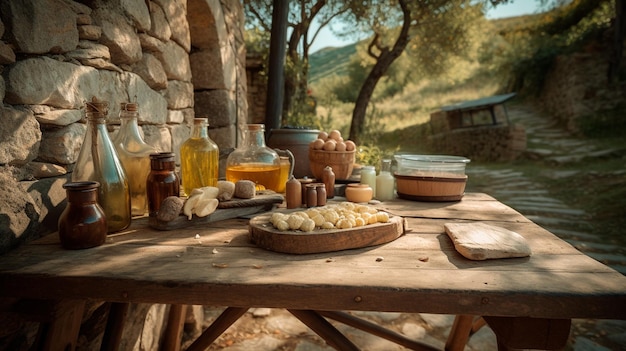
[444,222,532,260]
[249,213,406,254]
[149,194,284,230]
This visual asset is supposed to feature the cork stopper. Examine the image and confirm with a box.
[85,96,109,115]
[120,102,138,112]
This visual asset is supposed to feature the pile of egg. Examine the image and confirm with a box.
[309,130,356,152]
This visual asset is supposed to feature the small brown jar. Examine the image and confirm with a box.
[147,152,180,217]
[299,178,314,204]
[58,181,107,250]
[316,183,327,206]
[305,184,318,207]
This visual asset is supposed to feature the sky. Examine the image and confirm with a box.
[309,1,543,53]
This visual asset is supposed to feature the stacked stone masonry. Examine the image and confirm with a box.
[0,0,246,348]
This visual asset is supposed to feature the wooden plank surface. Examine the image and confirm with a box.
[1,194,625,321]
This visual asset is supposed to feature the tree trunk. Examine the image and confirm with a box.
[608,0,624,83]
[349,0,412,145]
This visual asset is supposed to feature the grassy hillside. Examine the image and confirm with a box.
[308,43,357,83]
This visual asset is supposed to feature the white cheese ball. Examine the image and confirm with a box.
[287,214,305,230]
[300,218,316,232]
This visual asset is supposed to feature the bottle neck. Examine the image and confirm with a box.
[244,128,266,147]
[119,112,143,138]
[192,121,208,139]
[86,112,107,124]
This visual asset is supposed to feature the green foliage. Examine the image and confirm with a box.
[577,103,626,139]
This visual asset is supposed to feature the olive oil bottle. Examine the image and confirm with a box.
[180,118,219,196]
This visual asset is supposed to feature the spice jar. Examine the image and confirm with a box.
[226,124,281,191]
[322,166,335,199]
[316,183,327,206]
[345,183,373,203]
[147,152,180,217]
[298,178,314,205]
[72,97,131,233]
[113,102,157,216]
[285,176,302,209]
[180,118,219,196]
[58,181,107,250]
[305,184,318,207]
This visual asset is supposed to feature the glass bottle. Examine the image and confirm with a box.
[360,165,377,198]
[225,124,281,191]
[72,97,131,233]
[376,159,395,201]
[147,152,180,217]
[113,102,157,216]
[58,181,107,250]
[180,118,219,196]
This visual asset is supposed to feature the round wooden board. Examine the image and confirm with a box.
[248,213,406,254]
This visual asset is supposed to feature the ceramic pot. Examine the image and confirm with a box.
[58,181,107,250]
[345,183,373,203]
[267,128,320,178]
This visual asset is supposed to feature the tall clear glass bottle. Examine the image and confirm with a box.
[72,97,131,233]
[376,159,395,201]
[113,102,157,216]
[180,118,219,196]
[225,124,281,191]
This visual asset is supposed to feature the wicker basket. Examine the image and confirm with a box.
[309,148,355,180]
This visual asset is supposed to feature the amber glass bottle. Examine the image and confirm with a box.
[72,98,131,233]
[147,152,180,217]
[180,118,219,196]
[113,102,156,216]
[58,181,107,249]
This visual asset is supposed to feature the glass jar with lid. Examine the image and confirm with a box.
[113,102,157,216]
[225,124,281,191]
[72,97,131,233]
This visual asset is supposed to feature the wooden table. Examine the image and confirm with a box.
[1,193,625,350]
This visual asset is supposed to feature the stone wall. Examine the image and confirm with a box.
[0,0,246,251]
[429,124,527,162]
[540,46,626,131]
[0,0,245,348]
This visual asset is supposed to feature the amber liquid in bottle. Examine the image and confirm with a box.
[226,163,281,191]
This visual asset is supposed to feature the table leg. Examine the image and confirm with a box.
[288,309,360,351]
[37,299,85,351]
[161,304,188,351]
[445,315,476,351]
[185,306,249,351]
[101,302,129,351]
[483,316,571,350]
[319,311,438,351]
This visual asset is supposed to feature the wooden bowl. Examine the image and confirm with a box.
[394,174,467,202]
[308,149,355,180]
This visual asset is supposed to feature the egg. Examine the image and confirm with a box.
[345,140,356,151]
[328,130,342,141]
[323,139,337,151]
[335,141,347,152]
[317,131,328,141]
[311,138,325,150]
